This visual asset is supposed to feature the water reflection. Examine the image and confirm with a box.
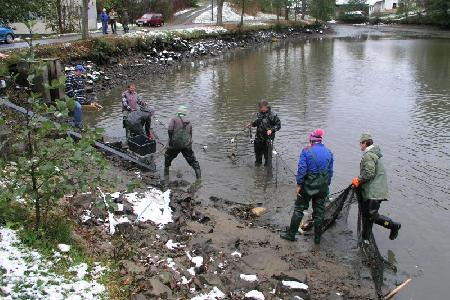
[85,35,450,300]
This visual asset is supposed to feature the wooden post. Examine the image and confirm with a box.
[385,278,412,300]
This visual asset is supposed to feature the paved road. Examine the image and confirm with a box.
[0,3,211,51]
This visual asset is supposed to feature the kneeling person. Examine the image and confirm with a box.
[281,129,334,244]
[164,106,201,179]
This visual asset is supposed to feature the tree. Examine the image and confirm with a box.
[217,0,225,25]
[308,0,335,22]
[0,50,110,231]
[82,0,89,39]
[0,0,49,24]
[240,0,246,27]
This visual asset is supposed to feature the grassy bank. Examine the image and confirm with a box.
[3,21,319,65]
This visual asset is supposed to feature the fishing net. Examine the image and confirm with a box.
[319,186,397,300]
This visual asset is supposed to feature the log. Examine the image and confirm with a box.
[385,278,412,300]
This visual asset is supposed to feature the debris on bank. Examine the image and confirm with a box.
[0,228,105,300]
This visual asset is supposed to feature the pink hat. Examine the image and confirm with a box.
[310,128,324,143]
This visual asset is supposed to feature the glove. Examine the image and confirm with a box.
[352,177,360,188]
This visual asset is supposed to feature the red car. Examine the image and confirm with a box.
[136,13,164,27]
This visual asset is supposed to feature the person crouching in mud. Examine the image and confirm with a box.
[281,129,334,245]
[352,133,401,242]
[246,100,281,166]
[164,106,201,180]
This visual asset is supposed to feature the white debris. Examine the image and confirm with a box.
[192,256,203,267]
[57,243,71,253]
[191,286,225,300]
[181,276,190,285]
[231,251,242,257]
[294,297,304,300]
[240,274,258,282]
[166,239,186,250]
[282,280,309,290]
[0,228,105,299]
[245,290,265,300]
[187,267,196,276]
[124,189,172,228]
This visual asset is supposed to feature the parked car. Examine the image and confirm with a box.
[136,13,164,27]
[0,22,15,44]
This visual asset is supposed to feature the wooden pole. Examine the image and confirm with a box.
[384,278,412,300]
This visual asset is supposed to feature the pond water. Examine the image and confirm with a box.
[85,25,450,299]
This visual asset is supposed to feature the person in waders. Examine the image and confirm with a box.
[122,83,146,137]
[65,64,87,128]
[281,129,334,244]
[352,133,401,242]
[246,100,281,167]
[164,106,201,179]
[124,108,153,138]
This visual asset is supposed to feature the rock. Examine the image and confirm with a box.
[273,270,307,283]
[250,207,267,217]
[120,260,146,275]
[133,294,147,300]
[116,222,133,234]
[148,277,172,298]
[158,271,172,285]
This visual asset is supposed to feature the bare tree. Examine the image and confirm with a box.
[240,0,245,27]
[217,0,224,25]
[81,0,89,39]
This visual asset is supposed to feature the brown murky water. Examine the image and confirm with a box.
[85,26,450,299]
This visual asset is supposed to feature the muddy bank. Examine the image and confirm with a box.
[64,153,386,300]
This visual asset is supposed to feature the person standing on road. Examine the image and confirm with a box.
[246,100,281,166]
[122,9,130,33]
[101,8,109,34]
[352,133,401,242]
[65,64,88,128]
[109,9,118,34]
[164,106,201,180]
[281,129,334,245]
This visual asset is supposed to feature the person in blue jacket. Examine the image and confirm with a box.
[101,9,109,34]
[281,129,334,244]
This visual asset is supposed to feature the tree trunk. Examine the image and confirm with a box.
[56,0,64,33]
[240,0,245,27]
[285,0,289,20]
[302,0,306,20]
[217,0,224,25]
[81,0,89,40]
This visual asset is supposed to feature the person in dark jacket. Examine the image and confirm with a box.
[124,109,153,138]
[164,106,201,179]
[101,9,109,34]
[247,100,281,166]
[352,133,401,242]
[281,129,334,244]
[65,64,88,128]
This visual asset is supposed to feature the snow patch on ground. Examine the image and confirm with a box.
[245,289,265,299]
[175,8,196,16]
[240,274,258,282]
[191,286,225,299]
[282,280,309,290]
[0,228,105,300]
[125,26,227,39]
[194,2,256,24]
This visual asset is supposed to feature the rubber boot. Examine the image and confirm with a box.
[164,167,169,178]
[194,167,201,179]
[314,222,322,245]
[362,219,373,241]
[280,232,297,241]
[374,216,401,240]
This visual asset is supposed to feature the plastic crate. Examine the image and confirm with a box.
[127,135,156,156]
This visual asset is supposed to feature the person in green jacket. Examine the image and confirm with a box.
[352,133,401,241]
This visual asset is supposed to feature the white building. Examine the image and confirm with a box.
[12,0,97,34]
[368,0,398,15]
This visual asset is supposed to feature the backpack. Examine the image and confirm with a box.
[303,148,330,197]
[170,117,191,149]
